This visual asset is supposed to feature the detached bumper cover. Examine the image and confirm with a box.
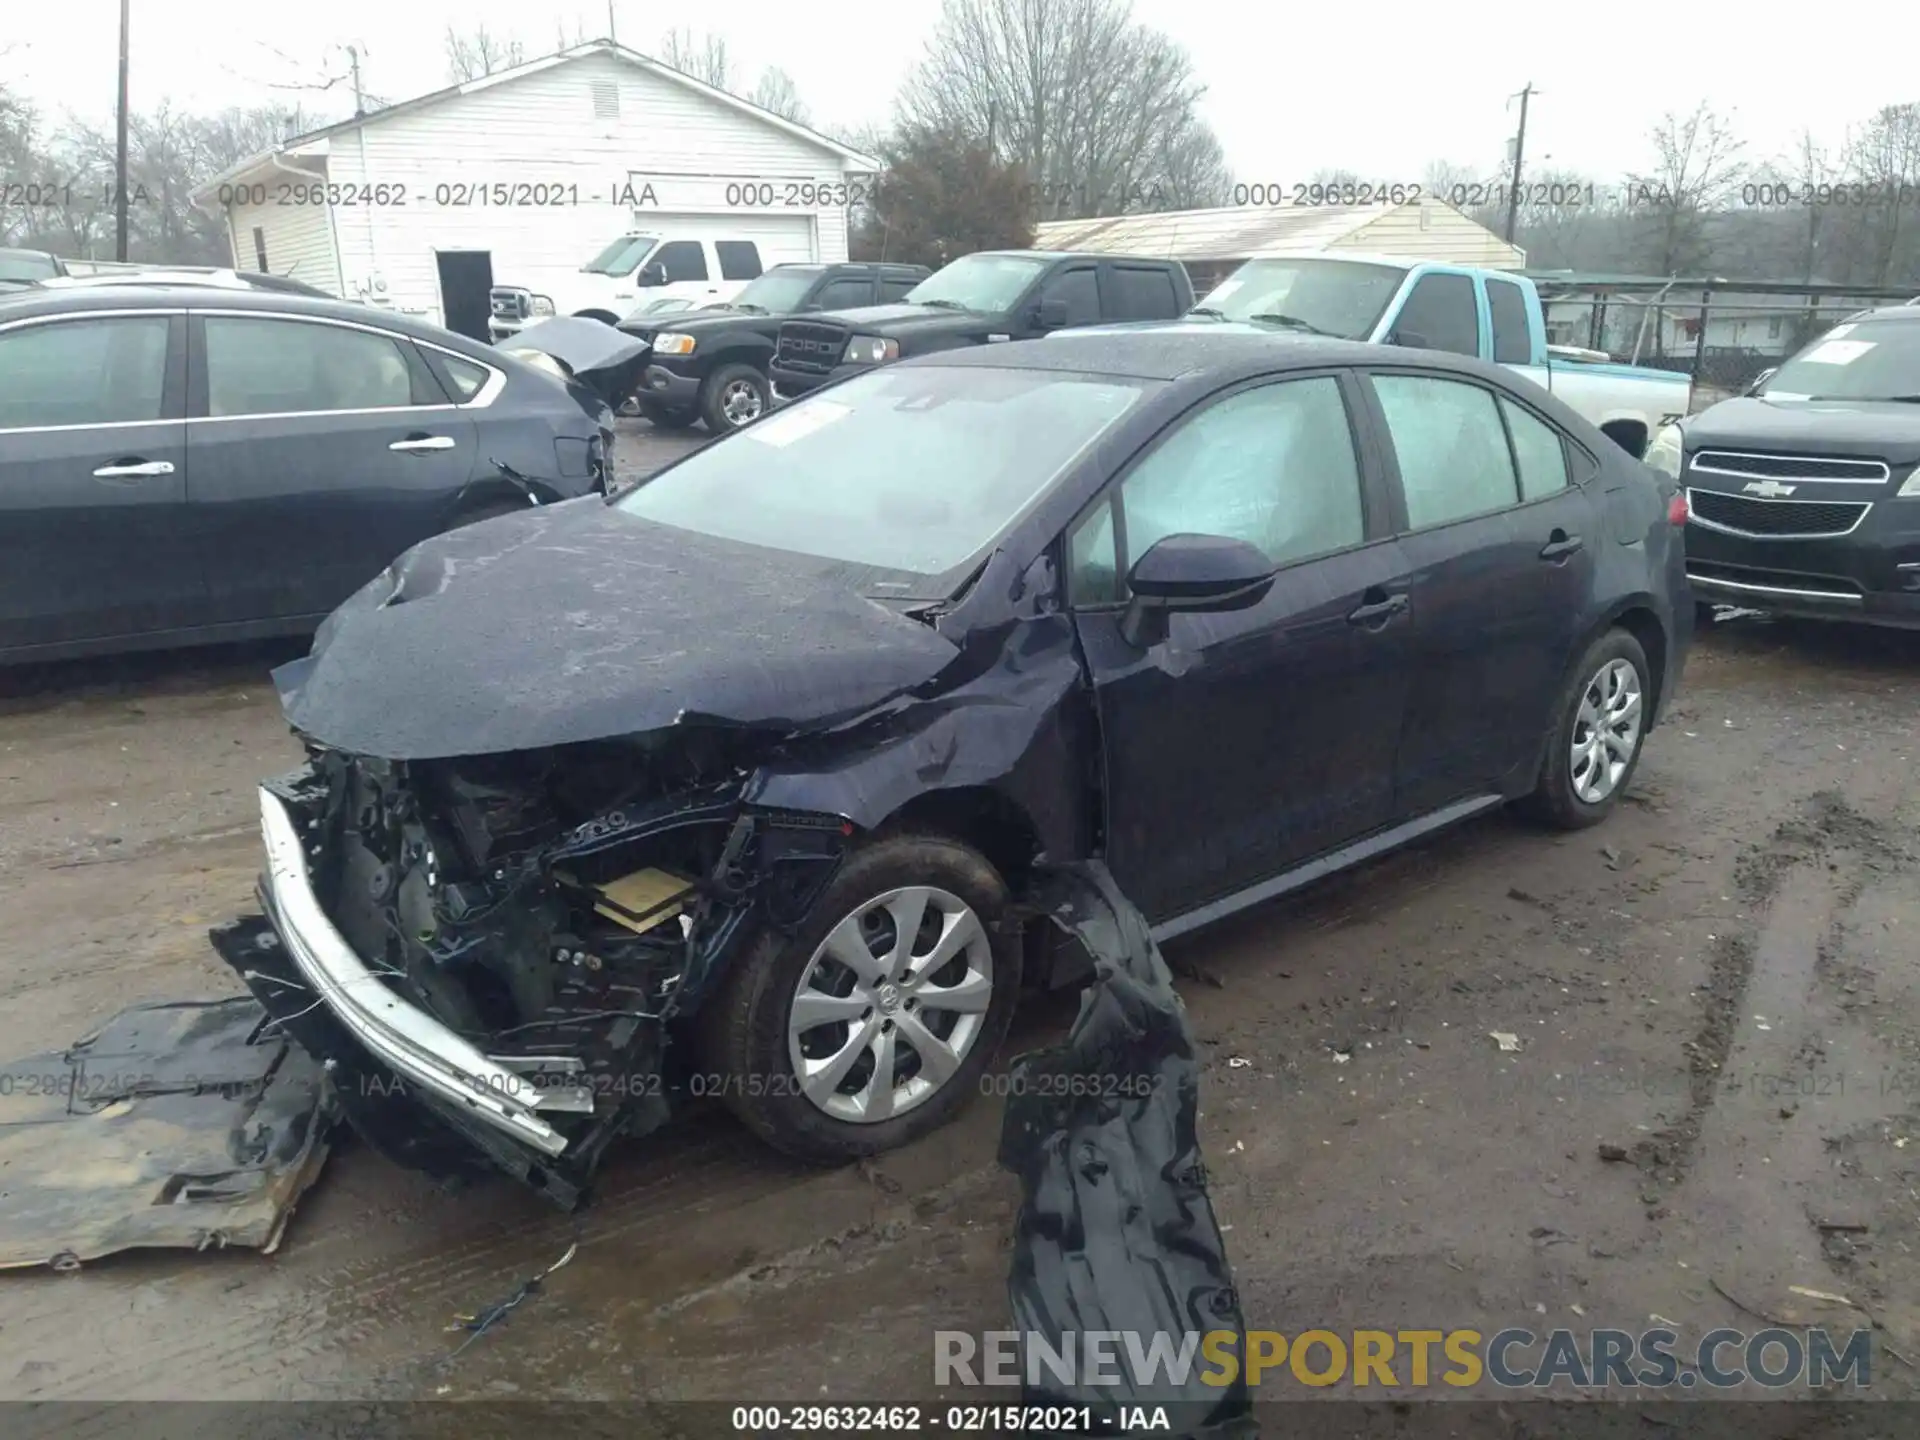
[255,785,569,1158]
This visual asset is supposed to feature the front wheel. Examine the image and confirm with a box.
[1526,628,1651,830]
[638,401,697,431]
[700,363,770,432]
[704,834,1020,1162]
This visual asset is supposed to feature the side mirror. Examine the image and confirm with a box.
[637,261,667,287]
[1119,533,1275,648]
[1035,297,1070,330]
[1747,367,1777,396]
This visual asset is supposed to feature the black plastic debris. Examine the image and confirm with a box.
[0,997,336,1269]
[999,862,1254,1439]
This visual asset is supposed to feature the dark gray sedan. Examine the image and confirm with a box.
[0,277,617,664]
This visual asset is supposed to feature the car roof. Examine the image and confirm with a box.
[909,330,1412,382]
[1845,304,1920,324]
[0,282,486,351]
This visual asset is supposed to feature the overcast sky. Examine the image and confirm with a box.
[6,0,1911,189]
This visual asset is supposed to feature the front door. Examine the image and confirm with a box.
[0,311,204,652]
[1067,372,1416,921]
[435,251,494,342]
[1362,370,1600,814]
[187,312,477,623]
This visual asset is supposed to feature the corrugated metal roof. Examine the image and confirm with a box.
[1034,205,1391,261]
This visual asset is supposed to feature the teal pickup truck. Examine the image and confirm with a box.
[1062,253,1692,459]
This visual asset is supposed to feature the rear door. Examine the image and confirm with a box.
[186,310,477,623]
[1067,371,1415,921]
[1358,368,1600,814]
[810,272,878,311]
[0,309,202,651]
[1099,263,1185,322]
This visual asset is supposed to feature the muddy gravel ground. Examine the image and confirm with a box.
[3,424,1920,1419]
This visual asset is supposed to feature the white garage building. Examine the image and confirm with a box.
[192,40,879,339]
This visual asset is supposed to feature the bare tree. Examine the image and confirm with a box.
[851,123,1033,265]
[1423,159,1490,214]
[658,28,732,90]
[898,0,1226,220]
[1626,103,1747,275]
[748,68,811,126]
[1842,102,1920,284]
[445,24,526,83]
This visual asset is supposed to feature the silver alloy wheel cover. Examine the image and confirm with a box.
[786,885,994,1124]
[1570,656,1644,804]
[721,378,764,426]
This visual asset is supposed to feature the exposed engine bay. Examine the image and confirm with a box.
[216,730,850,1207]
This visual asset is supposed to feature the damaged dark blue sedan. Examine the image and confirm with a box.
[214,331,1692,1204]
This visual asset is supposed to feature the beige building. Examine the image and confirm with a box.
[1035,200,1526,295]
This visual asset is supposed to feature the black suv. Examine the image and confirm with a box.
[768,250,1192,402]
[1652,304,1920,629]
[624,262,930,433]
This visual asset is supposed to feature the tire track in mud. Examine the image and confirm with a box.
[1627,789,1915,1198]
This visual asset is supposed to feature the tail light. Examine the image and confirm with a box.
[1667,492,1689,525]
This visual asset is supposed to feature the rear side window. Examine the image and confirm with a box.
[1107,266,1181,320]
[1039,267,1100,326]
[0,316,169,429]
[654,241,708,283]
[438,353,494,402]
[715,241,762,281]
[1486,279,1532,364]
[204,316,435,417]
[813,276,873,310]
[1389,274,1480,357]
[1500,396,1571,499]
[879,274,920,302]
[1373,374,1520,528]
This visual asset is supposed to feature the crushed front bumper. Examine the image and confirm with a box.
[251,784,571,1157]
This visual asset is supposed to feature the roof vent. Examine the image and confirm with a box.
[592,79,620,120]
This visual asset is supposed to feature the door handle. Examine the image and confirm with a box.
[390,435,456,453]
[1347,590,1409,628]
[1539,531,1585,562]
[91,460,175,478]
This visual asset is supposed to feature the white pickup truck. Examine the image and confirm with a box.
[1078,253,1691,458]
[488,232,771,342]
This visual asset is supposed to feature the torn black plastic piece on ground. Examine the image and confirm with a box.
[999,861,1254,1439]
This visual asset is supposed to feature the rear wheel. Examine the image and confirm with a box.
[700,363,770,432]
[706,833,1020,1162]
[1527,628,1651,830]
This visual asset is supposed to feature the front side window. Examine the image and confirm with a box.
[904,254,1049,314]
[0,316,169,429]
[204,317,432,417]
[616,365,1150,587]
[1373,374,1520,529]
[1389,274,1480,357]
[1039,267,1100,326]
[1069,376,1366,604]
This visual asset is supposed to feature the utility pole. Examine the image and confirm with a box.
[607,0,618,42]
[114,0,130,261]
[347,44,366,117]
[1504,82,1534,245]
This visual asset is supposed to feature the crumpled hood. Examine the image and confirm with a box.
[500,316,651,378]
[1687,395,1920,467]
[274,500,962,761]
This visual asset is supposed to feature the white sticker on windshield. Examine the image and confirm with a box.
[1804,339,1876,365]
[1205,280,1243,302]
[743,398,852,448]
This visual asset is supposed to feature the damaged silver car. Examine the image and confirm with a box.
[215,332,1689,1205]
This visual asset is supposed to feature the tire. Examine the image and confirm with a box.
[700,363,771,432]
[1526,628,1652,830]
[705,833,1020,1162]
[638,401,697,431]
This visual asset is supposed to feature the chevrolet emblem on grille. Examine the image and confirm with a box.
[1742,480,1797,498]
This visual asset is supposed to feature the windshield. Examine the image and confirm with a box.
[903,254,1049,314]
[1761,318,1920,400]
[1197,258,1408,337]
[0,252,59,282]
[583,235,658,276]
[615,365,1152,588]
[727,267,823,313]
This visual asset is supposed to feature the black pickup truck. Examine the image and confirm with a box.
[768,250,1193,403]
[624,261,929,432]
